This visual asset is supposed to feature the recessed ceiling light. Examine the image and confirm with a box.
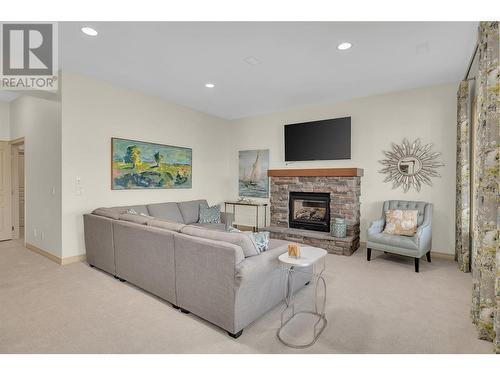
[205,83,215,88]
[244,56,261,66]
[81,27,98,37]
[416,42,429,55]
[337,42,352,51]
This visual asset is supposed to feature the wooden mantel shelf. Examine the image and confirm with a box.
[267,168,364,177]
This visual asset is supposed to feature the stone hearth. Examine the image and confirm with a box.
[265,168,362,256]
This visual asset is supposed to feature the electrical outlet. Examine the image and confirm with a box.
[76,176,83,195]
[33,228,38,237]
[75,176,84,196]
[40,231,44,240]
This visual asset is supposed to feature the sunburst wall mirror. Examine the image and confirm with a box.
[379,138,444,192]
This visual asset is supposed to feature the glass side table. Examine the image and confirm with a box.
[277,247,328,348]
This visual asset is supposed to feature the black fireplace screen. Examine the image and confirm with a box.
[289,192,330,232]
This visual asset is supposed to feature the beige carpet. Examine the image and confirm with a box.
[0,239,493,354]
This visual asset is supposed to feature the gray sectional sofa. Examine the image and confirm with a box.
[83,199,310,338]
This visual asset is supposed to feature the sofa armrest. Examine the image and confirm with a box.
[84,214,116,275]
[416,224,432,251]
[368,219,385,236]
[220,211,234,225]
[173,232,244,333]
[235,245,286,283]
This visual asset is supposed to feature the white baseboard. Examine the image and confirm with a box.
[25,243,86,265]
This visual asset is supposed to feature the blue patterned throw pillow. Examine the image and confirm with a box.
[199,204,221,224]
[250,231,270,253]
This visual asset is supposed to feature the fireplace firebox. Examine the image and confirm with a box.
[289,192,330,232]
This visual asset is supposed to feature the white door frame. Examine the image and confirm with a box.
[10,137,25,243]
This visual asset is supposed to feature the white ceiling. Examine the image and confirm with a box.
[60,22,477,119]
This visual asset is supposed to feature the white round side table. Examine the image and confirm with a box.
[277,246,328,348]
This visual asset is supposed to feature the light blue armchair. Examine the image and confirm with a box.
[366,200,433,272]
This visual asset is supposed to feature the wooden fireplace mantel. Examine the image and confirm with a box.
[267,168,363,177]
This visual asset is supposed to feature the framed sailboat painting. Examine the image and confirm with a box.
[238,149,270,198]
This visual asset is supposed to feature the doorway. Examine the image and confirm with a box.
[11,138,25,241]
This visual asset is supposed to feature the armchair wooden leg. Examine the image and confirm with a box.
[414,258,419,273]
[367,248,372,261]
[426,251,431,263]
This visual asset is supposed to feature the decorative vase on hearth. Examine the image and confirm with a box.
[332,217,346,238]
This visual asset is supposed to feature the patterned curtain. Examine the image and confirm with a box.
[455,80,471,272]
[470,21,499,353]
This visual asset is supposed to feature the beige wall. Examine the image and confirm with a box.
[10,96,62,257]
[0,102,10,140]
[227,83,458,254]
[6,75,458,258]
[60,72,232,257]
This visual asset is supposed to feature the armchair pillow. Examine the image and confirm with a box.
[383,209,418,236]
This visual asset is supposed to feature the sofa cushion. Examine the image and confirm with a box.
[147,219,186,232]
[119,213,151,225]
[367,231,418,250]
[181,225,259,257]
[92,207,121,220]
[226,227,271,252]
[147,202,184,223]
[112,205,150,216]
[178,200,207,224]
[267,238,290,250]
[191,223,227,231]
[220,212,234,225]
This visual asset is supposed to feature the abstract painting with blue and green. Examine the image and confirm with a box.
[112,138,192,190]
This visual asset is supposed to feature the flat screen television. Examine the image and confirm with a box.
[284,117,351,161]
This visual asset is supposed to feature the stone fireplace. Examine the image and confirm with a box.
[264,168,363,256]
